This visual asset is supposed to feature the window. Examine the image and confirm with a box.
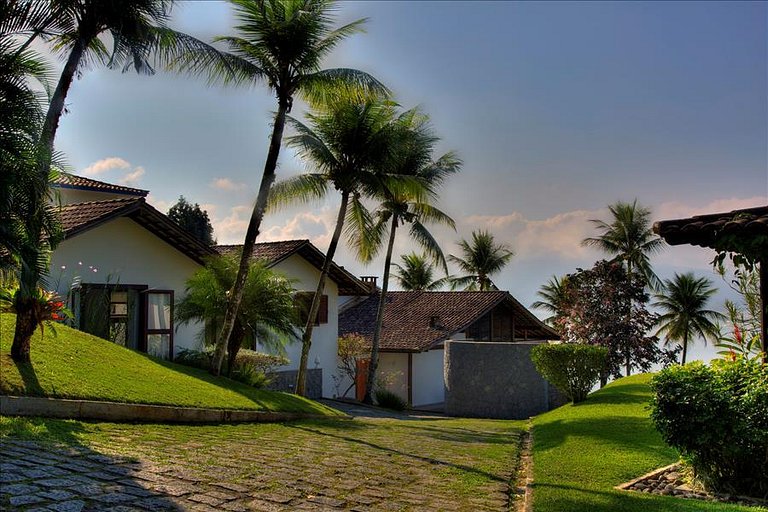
[295,293,328,325]
[146,290,173,359]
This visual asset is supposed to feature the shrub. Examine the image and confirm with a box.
[175,348,213,370]
[374,388,408,411]
[174,348,288,389]
[530,343,608,403]
[650,359,768,497]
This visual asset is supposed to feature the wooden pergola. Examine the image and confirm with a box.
[653,205,768,361]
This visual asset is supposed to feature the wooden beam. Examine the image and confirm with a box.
[761,259,767,363]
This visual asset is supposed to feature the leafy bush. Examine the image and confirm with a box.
[175,348,213,370]
[530,343,608,403]
[174,348,288,389]
[374,388,408,411]
[650,359,768,497]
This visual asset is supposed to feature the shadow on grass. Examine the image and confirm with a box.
[287,423,511,484]
[398,422,521,445]
[0,417,183,510]
[580,383,653,407]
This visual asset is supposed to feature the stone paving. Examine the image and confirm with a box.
[1,412,522,511]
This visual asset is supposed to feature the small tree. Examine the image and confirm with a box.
[335,333,368,398]
[530,343,608,403]
[168,196,215,246]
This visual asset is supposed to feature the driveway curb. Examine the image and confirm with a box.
[0,395,345,424]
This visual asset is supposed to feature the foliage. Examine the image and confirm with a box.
[714,267,764,361]
[334,333,368,398]
[532,275,570,329]
[175,253,299,375]
[449,230,514,291]
[0,313,339,416]
[582,199,665,291]
[558,260,676,382]
[167,196,215,246]
[392,253,449,291]
[653,273,724,364]
[530,343,608,403]
[175,347,288,388]
[650,360,768,497]
[374,388,408,411]
[0,286,70,338]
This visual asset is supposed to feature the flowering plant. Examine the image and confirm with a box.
[1,286,72,323]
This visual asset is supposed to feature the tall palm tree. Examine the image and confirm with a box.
[654,272,724,364]
[169,0,387,375]
[269,96,402,396]
[175,253,299,374]
[582,200,665,290]
[532,275,569,328]
[393,253,449,291]
[449,230,514,291]
[360,109,460,404]
[11,0,194,361]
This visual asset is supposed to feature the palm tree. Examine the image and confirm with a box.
[175,253,299,375]
[654,272,724,364]
[168,0,387,375]
[11,0,196,361]
[393,253,449,291]
[582,200,665,290]
[449,230,514,291]
[360,110,460,404]
[269,96,401,396]
[532,275,569,328]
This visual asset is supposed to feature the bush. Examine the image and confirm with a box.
[530,343,608,403]
[175,348,213,370]
[174,348,288,389]
[374,388,408,411]
[650,359,768,497]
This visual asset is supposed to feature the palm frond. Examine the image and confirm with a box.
[267,174,329,211]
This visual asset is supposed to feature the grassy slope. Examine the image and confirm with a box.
[532,374,764,512]
[0,314,339,416]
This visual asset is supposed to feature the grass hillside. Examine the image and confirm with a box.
[532,374,763,512]
[0,314,339,416]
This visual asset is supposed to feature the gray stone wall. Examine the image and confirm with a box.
[267,369,323,399]
[444,341,562,419]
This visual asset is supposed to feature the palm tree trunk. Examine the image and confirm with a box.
[363,216,398,405]
[681,331,688,365]
[295,191,350,396]
[211,100,289,375]
[10,33,89,363]
[760,259,767,363]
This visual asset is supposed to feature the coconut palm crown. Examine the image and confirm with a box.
[393,253,450,291]
[449,230,514,291]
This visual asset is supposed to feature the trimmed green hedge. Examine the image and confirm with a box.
[531,343,608,402]
[650,359,768,497]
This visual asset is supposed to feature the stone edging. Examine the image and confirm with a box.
[0,395,347,424]
[614,463,679,492]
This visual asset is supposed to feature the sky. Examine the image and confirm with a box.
[46,1,767,361]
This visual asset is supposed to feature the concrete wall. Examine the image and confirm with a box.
[444,340,555,419]
[412,349,445,407]
[50,218,203,356]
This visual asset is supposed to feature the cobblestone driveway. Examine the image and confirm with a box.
[1,414,523,511]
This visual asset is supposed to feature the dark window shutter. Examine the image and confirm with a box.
[318,295,328,324]
[295,293,329,325]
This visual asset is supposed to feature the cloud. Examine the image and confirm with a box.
[146,194,171,213]
[211,205,252,244]
[210,178,245,191]
[82,157,130,176]
[119,166,145,185]
[261,210,337,250]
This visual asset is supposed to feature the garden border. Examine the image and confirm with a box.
[0,396,346,424]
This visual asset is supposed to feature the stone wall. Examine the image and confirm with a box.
[444,341,562,419]
[267,369,323,399]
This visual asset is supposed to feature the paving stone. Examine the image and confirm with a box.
[8,494,46,506]
[220,500,250,512]
[134,497,179,511]
[83,471,123,481]
[147,483,195,497]
[259,493,294,504]
[22,468,53,479]
[307,495,346,507]
[1,483,41,495]
[91,492,138,504]
[212,482,250,493]
[38,489,77,501]
[187,494,224,506]
[67,483,105,495]
[47,500,87,512]
[36,477,81,488]
[204,490,238,501]
[0,472,26,483]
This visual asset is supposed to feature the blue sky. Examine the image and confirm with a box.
[49,1,767,358]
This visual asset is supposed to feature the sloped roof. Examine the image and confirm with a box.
[53,174,149,197]
[57,198,216,264]
[217,241,369,296]
[653,205,768,249]
[339,291,559,352]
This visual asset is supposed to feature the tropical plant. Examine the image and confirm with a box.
[167,0,387,375]
[714,268,764,361]
[449,230,514,291]
[530,343,608,403]
[531,275,569,328]
[359,109,459,404]
[653,272,724,364]
[167,195,216,246]
[393,253,449,291]
[334,332,368,398]
[581,199,665,290]
[269,96,402,396]
[175,253,300,375]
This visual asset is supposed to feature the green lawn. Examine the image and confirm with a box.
[0,314,339,416]
[532,374,764,512]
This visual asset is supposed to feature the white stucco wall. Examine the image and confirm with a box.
[50,217,203,355]
[378,352,409,402]
[269,253,340,398]
[412,348,445,407]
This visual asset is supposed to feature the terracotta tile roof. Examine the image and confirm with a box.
[653,205,768,249]
[57,198,216,264]
[216,241,369,296]
[53,174,149,197]
[339,291,559,352]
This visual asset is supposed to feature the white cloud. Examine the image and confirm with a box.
[212,205,252,244]
[210,178,245,191]
[82,157,130,176]
[146,194,172,213]
[261,209,337,250]
[119,166,145,185]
